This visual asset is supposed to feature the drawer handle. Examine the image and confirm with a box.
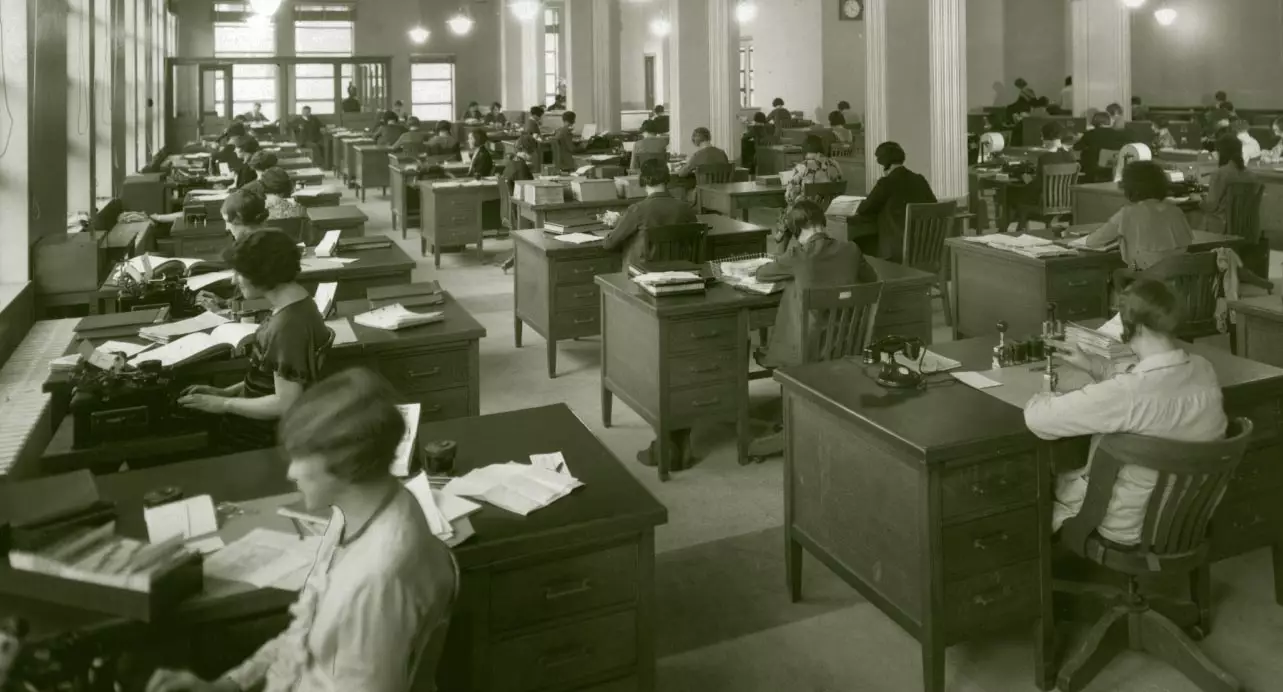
[573,317,596,325]
[538,646,593,670]
[972,532,1010,550]
[691,397,722,408]
[572,290,596,299]
[408,367,442,379]
[1064,279,1091,288]
[572,267,596,274]
[424,404,442,414]
[971,585,1010,607]
[689,364,722,374]
[544,578,593,600]
[691,330,723,340]
[970,478,1009,496]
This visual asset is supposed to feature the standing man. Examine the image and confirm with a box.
[292,106,324,165]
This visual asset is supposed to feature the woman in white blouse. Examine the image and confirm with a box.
[147,369,458,692]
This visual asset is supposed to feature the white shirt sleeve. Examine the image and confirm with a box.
[1024,377,1133,440]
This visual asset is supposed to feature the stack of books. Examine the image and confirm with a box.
[131,322,258,367]
[1065,318,1134,361]
[632,271,707,297]
[353,304,445,331]
[714,256,782,295]
[545,219,607,235]
[367,282,445,310]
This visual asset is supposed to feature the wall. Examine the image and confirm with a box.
[751,0,821,115]
[618,0,666,110]
[821,10,864,123]
[1131,0,1283,108]
[1002,0,1066,105]
[966,0,1006,108]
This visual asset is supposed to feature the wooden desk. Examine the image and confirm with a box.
[391,163,420,234]
[169,218,230,260]
[305,204,368,241]
[292,187,341,209]
[298,243,413,300]
[274,156,312,171]
[1072,182,1204,227]
[418,181,500,267]
[596,258,936,478]
[697,182,788,221]
[756,145,804,175]
[775,336,1283,692]
[947,229,1241,340]
[1232,295,1283,368]
[287,167,326,187]
[10,404,667,692]
[40,293,484,475]
[353,144,393,201]
[515,198,635,231]
[512,215,772,379]
[340,136,375,185]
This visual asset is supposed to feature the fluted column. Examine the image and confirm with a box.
[707,0,739,158]
[520,10,546,108]
[590,0,620,132]
[68,0,92,215]
[928,0,967,200]
[1071,0,1130,119]
[0,0,29,279]
[564,0,595,115]
[499,2,524,110]
[863,0,889,193]
[667,0,709,155]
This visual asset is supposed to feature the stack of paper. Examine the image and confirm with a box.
[315,230,341,258]
[555,232,605,245]
[1012,244,1078,259]
[1065,315,1133,361]
[203,528,323,591]
[313,282,338,317]
[139,311,230,344]
[405,473,481,547]
[825,195,866,217]
[443,459,583,516]
[353,304,445,331]
[391,404,421,477]
[632,271,706,297]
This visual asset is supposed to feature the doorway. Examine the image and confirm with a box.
[644,54,656,110]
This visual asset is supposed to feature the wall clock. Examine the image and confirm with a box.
[839,0,864,21]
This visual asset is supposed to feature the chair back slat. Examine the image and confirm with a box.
[800,282,883,363]
[694,163,735,185]
[1042,163,1080,214]
[801,180,848,211]
[1226,181,1265,244]
[902,201,959,274]
[645,223,709,263]
[1137,251,1220,339]
[829,142,854,157]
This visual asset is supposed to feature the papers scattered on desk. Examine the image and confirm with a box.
[963,233,1076,258]
[325,318,358,345]
[204,528,323,591]
[894,350,962,374]
[354,304,445,331]
[131,322,257,367]
[139,311,230,344]
[555,232,605,245]
[444,461,584,516]
[391,404,422,477]
[300,257,360,273]
[825,195,866,217]
[1013,244,1078,259]
[49,341,154,372]
[405,473,481,547]
[951,371,1003,390]
[144,495,219,544]
[315,230,341,258]
[1064,234,1118,252]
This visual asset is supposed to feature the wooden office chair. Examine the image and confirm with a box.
[1054,418,1253,692]
[746,282,884,462]
[829,141,854,157]
[1018,163,1079,230]
[694,163,735,185]
[263,216,309,245]
[903,201,960,326]
[409,553,461,691]
[1226,181,1268,279]
[645,223,709,263]
[1138,252,1222,343]
[801,180,848,210]
[395,141,427,159]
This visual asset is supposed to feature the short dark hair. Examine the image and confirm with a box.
[563,110,577,125]
[1014,77,1028,88]
[1215,90,1228,102]
[223,228,301,290]
[1233,119,1250,134]
[1216,134,1245,170]
[470,128,489,145]
[753,112,767,124]
[279,368,405,483]
[467,101,478,108]
[1120,161,1168,203]
[802,134,826,155]
[837,100,851,110]
[1106,103,1123,116]
[252,102,262,108]
[654,105,665,115]
[639,120,656,135]
[1090,112,1113,128]
[784,200,827,233]
[235,136,260,153]
[1034,96,1049,108]
[530,106,545,117]
[249,150,278,171]
[436,120,453,134]
[384,112,400,124]
[772,98,785,107]
[221,189,269,226]
[874,141,906,167]
[1064,76,1072,86]
[258,167,293,197]
[491,101,502,109]
[828,111,846,127]
[1040,121,1064,142]
[691,127,711,144]
[301,105,312,112]
[406,116,421,128]
[638,158,670,187]
[1131,96,1142,105]
[394,100,404,107]
[1119,278,1181,341]
[1221,101,1236,113]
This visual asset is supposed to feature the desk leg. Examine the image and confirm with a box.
[922,637,945,692]
[657,427,672,482]
[601,385,613,428]
[1273,540,1283,605]
[786,531,803,603]
[547,341,558,379]
[514,316,523,347]
[739,202,749,222]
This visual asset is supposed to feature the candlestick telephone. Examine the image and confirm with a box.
[863,335,926,389]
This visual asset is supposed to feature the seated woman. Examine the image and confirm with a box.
[427,121,461,158]
[484,102,507,126]
[177,229,331,452]
[602,159,699,270]
[257,167,306,219]
[1263,117,1283,163]
[462,101,485,122]
[232,136,262,190]
[149,368,458,692]
[466,128,495,178]
[629,120,669,172]
[498,136,539,273]
[1151,116,1177,150]
[828,111,853,144]
[1196,135,1273,291]
[1080,161,1192,271]
[784,135,844,206]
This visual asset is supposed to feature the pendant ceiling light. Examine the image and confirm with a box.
[735,1,758,23]
[649,17,671,37]
[248,0,281,16]
[408,26,430,44]
[1154,5,1177,25]
[1121,0,1145,8]
[511,0,540,22]
[448,8,476,35]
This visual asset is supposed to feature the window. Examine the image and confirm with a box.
[738,39,755,109]
[410,60,455,122]
[295,18,354,115]
[214,7,277,120]
[544,7,561,107]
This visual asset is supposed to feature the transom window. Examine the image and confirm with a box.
[411,60,456,123]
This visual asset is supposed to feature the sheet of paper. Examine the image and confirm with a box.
[951,371,1004,390]
[186,270,235,292]
[480,484,544,516]
[445,517,475,548]
[315,230,342,258]
[203,528,321,589]
[443,464,524,498]
[139,311,230,341]
[144,495,219,544]
[313,282,338,317]
[326,318,358,346]
[186,536,226,555]
[390,404,421,477]
[1099,313,1124,341]
[529,452,568,475]
[894,350,962,374]
[97,340,153,358]
[965,364,1095,409]
[556,232,604,245]
[405,472,450,537]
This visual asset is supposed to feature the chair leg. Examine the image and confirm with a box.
[1190,564,1213,637]
[746,429,784,462]
[937,279,953,327]
[1136,609,1241,692]
[1056,604,1129,692]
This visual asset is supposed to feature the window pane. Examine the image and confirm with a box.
[214,22,275,57]
[298,100,335,114]
[233,63,275,78]
[412,104,452,122]
[295,78,333,100]
[411,81,451,104]
[296,63,334,78]
[295,22,353,55]
[411,63,452,80]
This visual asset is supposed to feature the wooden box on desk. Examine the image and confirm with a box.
[121,173,167,214]
[0,556,204,623]
[33,232,102,303]
[171,219,231,260]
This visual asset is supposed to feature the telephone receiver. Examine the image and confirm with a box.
[864,336,925,389]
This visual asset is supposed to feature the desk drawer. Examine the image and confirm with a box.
[555,284,601,311]
[944,560,1039,640]
[1228,442,1283,496]
[1051,295,1107,324]
[379,349,470,394]
[435,207,480,232]
[554,257,617,285]
[1047,268,1108,302]
[941,452,1039,520]
[1211,489,1283,558]
[666,316,739,354]
[490,610,637,692]
[416,387,472,422]
[669,381,737,420]
[490,543,638,632]
[943,506,1040,578]
[552,308,601,338]
[667,350,739,389]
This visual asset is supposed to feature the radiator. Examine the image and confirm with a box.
[0,319,77,478]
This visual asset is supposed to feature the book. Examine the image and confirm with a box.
[75,308,169,336]
[367,282,445,310]
[131,322,258,367]
[337,236,392,251]
[138,311,231,344]
[313,282,338,318]
[825,195,866,217]
[49,340,154,373]
[353,304,445,331]
[627,260,703,277]
[638,282,707,297]
[315,230,341,258]
[545,219,607,234]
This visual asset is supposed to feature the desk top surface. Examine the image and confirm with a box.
[946,229,1238,266]
[595,257,934,319]
[305,204,369,222]
[1229,294,1283,320]
[512,214,769,256]
[775,336,1283,465]
[698,182,787,196]
[520,198,636,211]
[353,144,393,152]
[3,404,667,638]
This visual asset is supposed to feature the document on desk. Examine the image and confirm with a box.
[204,528,322,590]
[961,364,1095,409]
[951,371,1003,390]
[894,350,961,374]
[444,461,584,516]
[144,495,220,544]
[186,269,235,292]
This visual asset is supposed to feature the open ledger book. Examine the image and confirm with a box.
[131,322,259,367]
[353,304,444,331]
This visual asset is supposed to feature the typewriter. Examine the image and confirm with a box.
[1,614,148,692]
[115,265,201,319]
[1163,169,1204,199]
[68,352,176,450]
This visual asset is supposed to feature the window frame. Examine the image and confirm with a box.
[409,56,457,124]
[213,19,278,120]
[738,38,755,109]
[294,18,355,115]
[544,6,561,107]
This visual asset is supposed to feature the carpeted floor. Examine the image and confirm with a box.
[335,174,1283,692]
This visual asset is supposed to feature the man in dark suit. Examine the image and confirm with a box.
[1013,121,1078,230]
[855,141,937,262]
[374,112,408,147]
[603,158,700,269]
[292,106,325,164]
[1074,111,1134,183]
